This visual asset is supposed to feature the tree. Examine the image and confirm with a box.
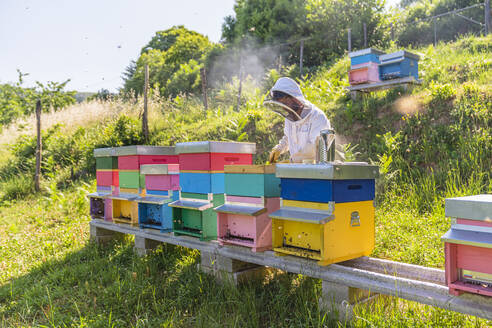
[303,0,391,66]
[396,0,485,46]
[220,0,391,69]
[223,0,307,45]
[0,73,76,127]
[122,26,215,98]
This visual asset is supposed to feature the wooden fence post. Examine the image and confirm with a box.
[348,28,352,52]
[35,100,42,192]
[486,0,491,35]
[433,18,437,46]
[363,23,367,47]
[142,64,149,141]
[299,40,304,79]
[200,67,208,110]
[236,53,243,112]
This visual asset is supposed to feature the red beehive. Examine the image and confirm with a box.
[176,141,255,172]
[442,195,492,296]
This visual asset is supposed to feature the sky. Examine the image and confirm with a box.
[1,0,400,93]
[0,0,236,93]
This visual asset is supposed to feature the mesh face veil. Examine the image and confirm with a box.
[264,91,303,122]
[263,99,302,122]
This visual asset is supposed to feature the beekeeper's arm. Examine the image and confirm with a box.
[269,124,289,163]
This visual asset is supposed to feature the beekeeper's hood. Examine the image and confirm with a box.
[264,77,309,122]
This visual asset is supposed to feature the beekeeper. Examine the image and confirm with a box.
[264,77,331,163]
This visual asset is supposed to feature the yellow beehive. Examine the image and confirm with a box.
[112,199,139,225]
[271,199,375,266]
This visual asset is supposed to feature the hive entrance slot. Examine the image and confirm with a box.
[180,227,202,234]
[225,234,254,244]
[144,219,161,225]
[278,243,322,260]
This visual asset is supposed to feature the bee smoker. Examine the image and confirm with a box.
[316,129,336,163]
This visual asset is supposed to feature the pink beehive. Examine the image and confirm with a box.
[214,165,281,252]
[143,164,180,191]
[217,196,280,252]
[348,62,380,85]
[442,195,492,297]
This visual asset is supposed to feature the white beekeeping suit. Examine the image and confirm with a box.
[266,77,331,163]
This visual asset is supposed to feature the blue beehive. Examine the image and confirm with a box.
[349,48,385,68]
[179,172,225,194]
[137,190,179,231]
[137,164,180,231]
[280,178,375,203]
[379,50,420,80]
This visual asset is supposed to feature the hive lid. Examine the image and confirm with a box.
[113,145,176,156]
[275,162,379,180]
[135,196,172,205]
[175,141,256,154]
[445,194,492,222]
[269,207,334,224]
[224,164,275,174]
[348,48,385,58]
[94,147,114,157]
[168,199,213,211]
[140,164,179,175]
[87,191,111,198]
[107,193,139,201]
[214,203,266,216]
[380,50,420,62]
[441,224,492,249]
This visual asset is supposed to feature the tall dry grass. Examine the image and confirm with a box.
[0,99,140,146]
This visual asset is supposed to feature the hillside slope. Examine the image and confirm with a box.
[0,34,491,327]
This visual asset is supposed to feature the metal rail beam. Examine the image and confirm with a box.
[90,220,492,321]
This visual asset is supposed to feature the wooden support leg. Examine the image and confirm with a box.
[350,91,360,101]
[134,236,162,256]
[199,251,266,285]
[319,280,379,322]
[90,224,119,244]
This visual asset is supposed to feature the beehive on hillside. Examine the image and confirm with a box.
[270,162,379,266]
[109,146,177,226]
[169,141,256,241]
[442,195,492,297]
[137,164,180,231]
[215,164,281,252]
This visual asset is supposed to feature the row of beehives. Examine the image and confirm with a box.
[88,142,492,298]
[88,142,379,266]
[348,48,420,85]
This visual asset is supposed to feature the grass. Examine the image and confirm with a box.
[0,34,491,326]
[0,181,490,327]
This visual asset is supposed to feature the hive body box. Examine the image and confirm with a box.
[88,192,113,222]
[169,141,256,241]
[348,63,381,85]
[117,145,178,191]
[442,195,492,297]
[215,165,281,251]
[269,163,379,265]
[108,146,176,226]
[349,48,385,67]
[379,50,419,80]
[137,164,180,231]
[90,148,119,222]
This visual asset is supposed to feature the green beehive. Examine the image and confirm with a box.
[169,193,225,241]
[94,148,118,170]
[119,171,140,189]
[224,165,280,197]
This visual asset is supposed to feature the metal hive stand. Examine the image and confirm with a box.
[90,219,492,322]
[348,76,422,100]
